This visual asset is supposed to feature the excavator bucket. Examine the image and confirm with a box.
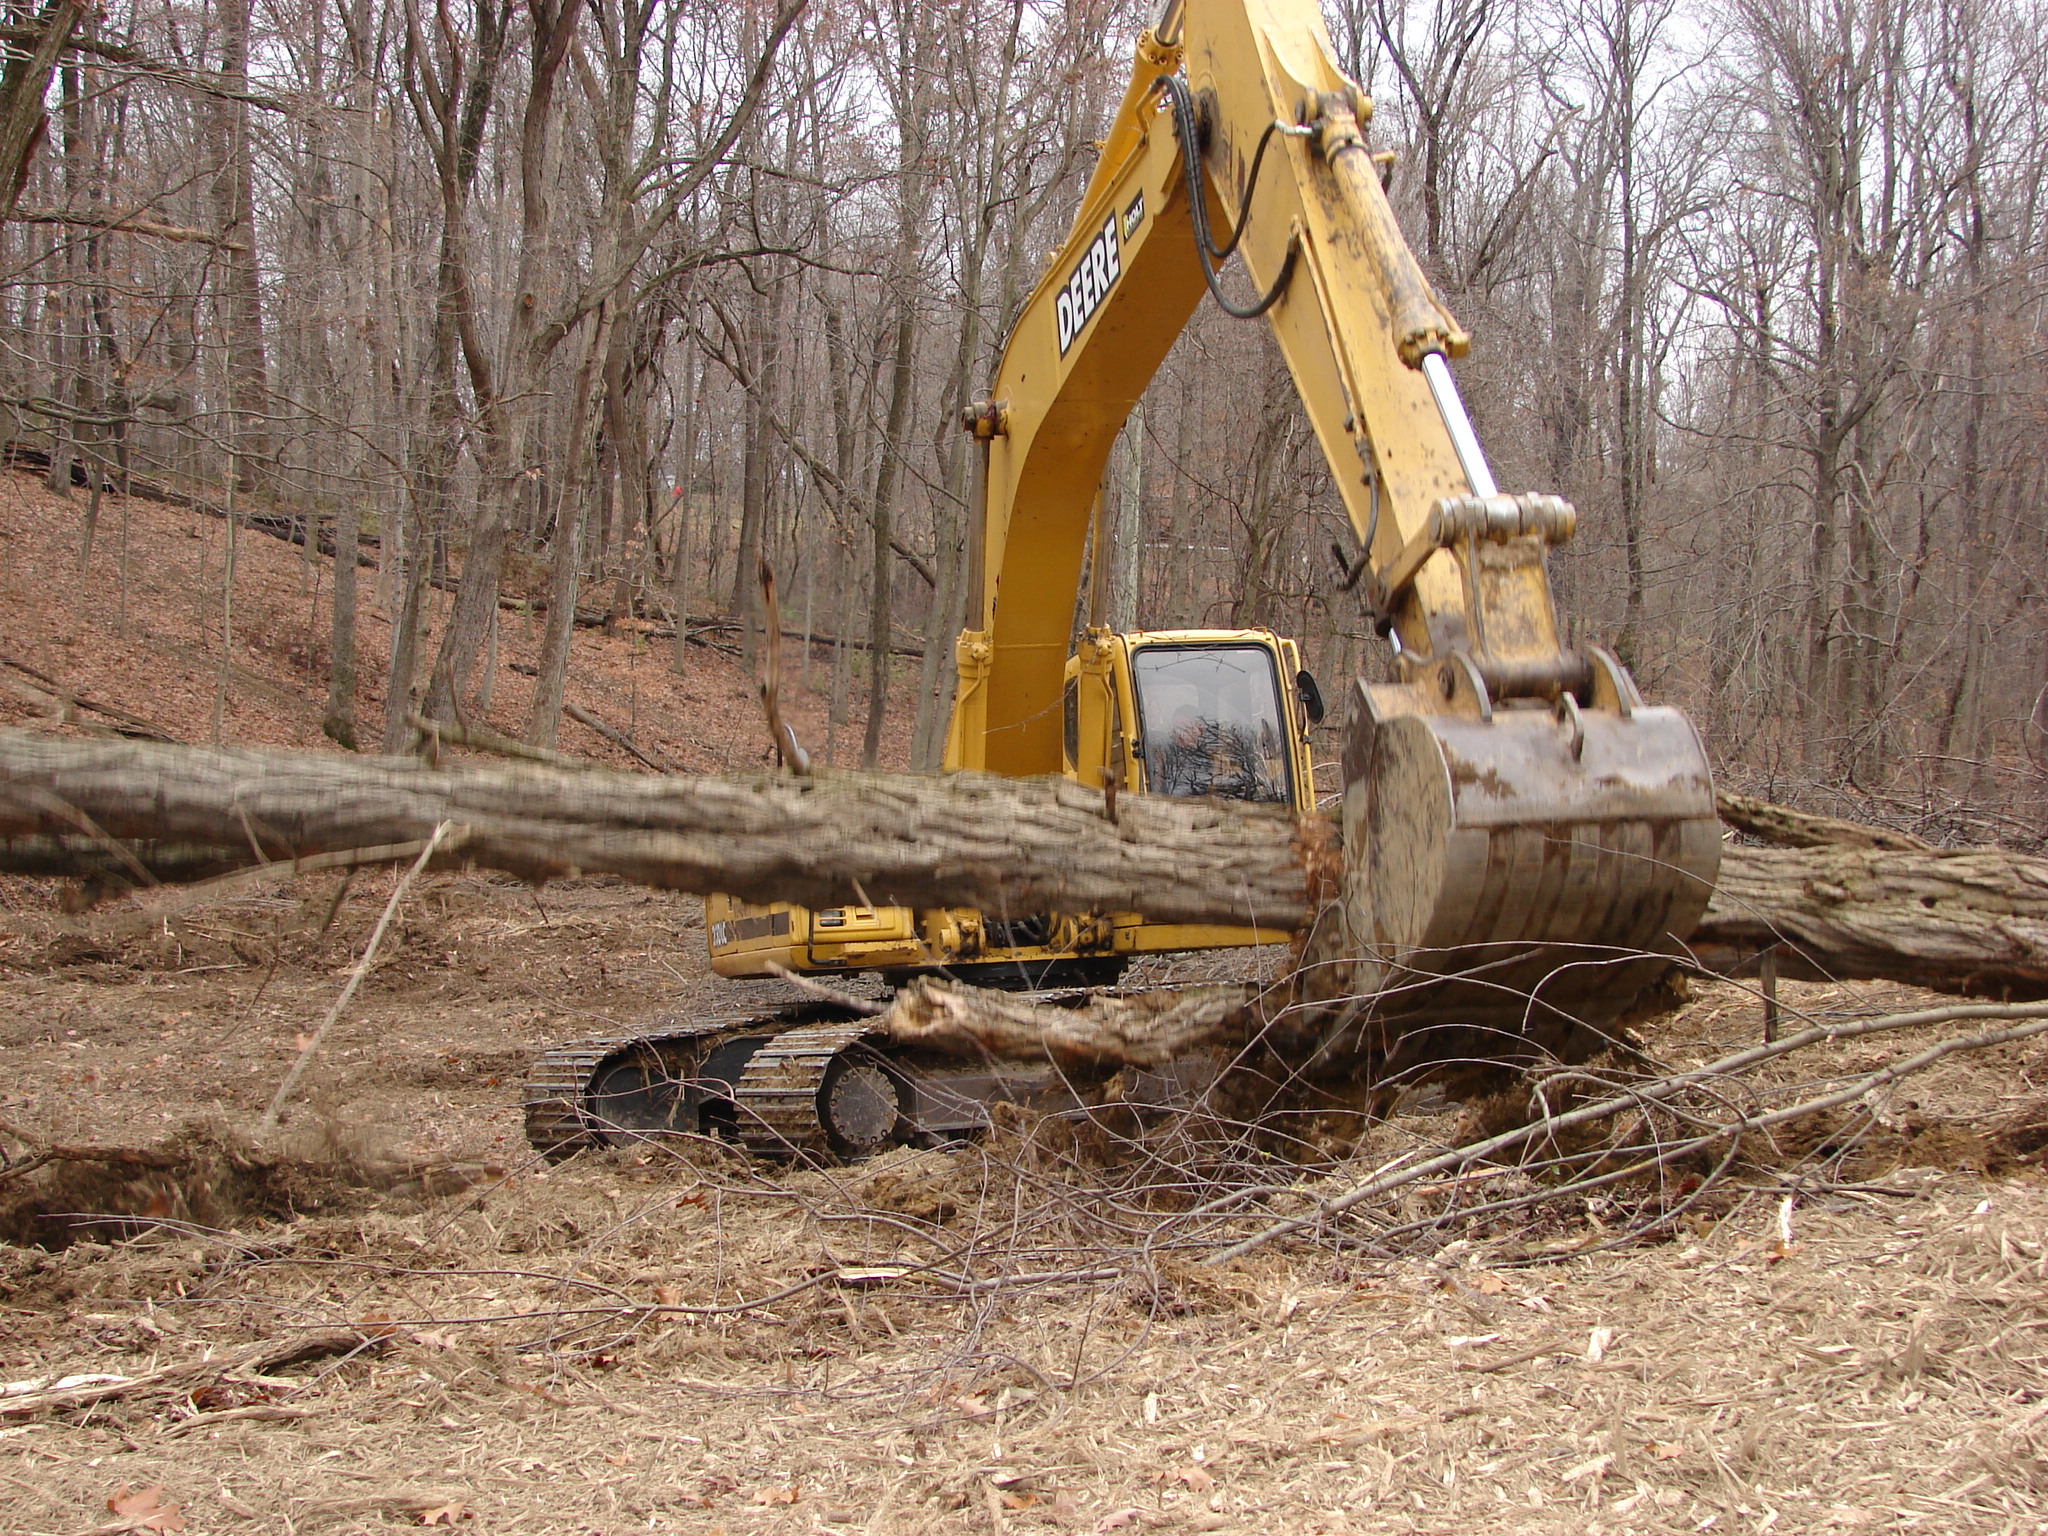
[1298,656,1721,1087]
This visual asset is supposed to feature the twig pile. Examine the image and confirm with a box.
[8,988,2021,1396]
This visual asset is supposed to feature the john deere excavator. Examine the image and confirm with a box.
[523,0,1719,1160]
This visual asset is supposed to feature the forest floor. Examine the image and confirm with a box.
[0,471,2045,1535]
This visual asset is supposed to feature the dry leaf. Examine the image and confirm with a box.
[751,1486,800,1505]
[106,1485,188,1533]
[1473,1272,1508,1294]
[417,1501,470,1525]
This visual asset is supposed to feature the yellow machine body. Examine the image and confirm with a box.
[712,0,1718,1038]
[711,626,1318,982]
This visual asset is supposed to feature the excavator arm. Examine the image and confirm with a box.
[945,0,1564,774]
[946,0,1720,1061]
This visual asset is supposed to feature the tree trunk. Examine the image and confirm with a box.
[1163,371,1194,623]
[1688,847,2048,996]
[732,282,781,667]
[880,975,1256,1070]
[0,1,85,222]
[0,730,1326,930]
[415,0,574,727]
[3,730,2045,1006]
[863,296,916,768]
[322,502,358,748]
[41,57,79,499]
[206,0,273,493]
[1108,403,1143,633]
[668,352,702,677]
[525,309,611,747]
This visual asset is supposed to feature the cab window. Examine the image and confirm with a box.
[1131,644,1292,804]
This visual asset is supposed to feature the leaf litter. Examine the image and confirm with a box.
[2,870,2047,1532]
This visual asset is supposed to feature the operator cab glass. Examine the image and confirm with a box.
[1132,643,1293,804]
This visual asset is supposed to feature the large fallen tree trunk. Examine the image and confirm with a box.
[1688,789,2047,996]
[0,730,1329,929]
[1690,844,2048,996]
[2,729,2043,1005]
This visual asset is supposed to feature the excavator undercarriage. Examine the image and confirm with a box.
[524,991,1211,1160]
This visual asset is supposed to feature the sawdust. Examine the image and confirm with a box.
[3,875,2042,1533]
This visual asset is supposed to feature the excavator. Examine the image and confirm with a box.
[523,0,1719,1160]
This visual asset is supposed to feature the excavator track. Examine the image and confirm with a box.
[732,1016,898,1160]
[525,988,1219,1164]
[522,1013,752,1159]
[523,997,897,1161]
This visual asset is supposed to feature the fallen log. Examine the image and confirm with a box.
[3,729,2044,1011]
[1692,844,2048,997]
[0,729,1329,930]
[1713,788,1933,852]
[878,976,1260,1069]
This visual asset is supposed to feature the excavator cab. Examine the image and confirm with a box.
[1062,626,1319,958]
[1062,628,1315,812]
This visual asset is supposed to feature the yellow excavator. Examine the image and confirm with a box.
[523,0,1719,1159]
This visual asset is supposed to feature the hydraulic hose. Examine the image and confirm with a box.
[1157,73,1299,320]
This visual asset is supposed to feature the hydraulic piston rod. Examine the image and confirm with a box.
[1420,351,1497,498]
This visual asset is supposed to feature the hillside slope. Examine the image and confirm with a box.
[0,468,910,771]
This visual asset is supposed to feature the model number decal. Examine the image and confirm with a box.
[1055,214,1122,356]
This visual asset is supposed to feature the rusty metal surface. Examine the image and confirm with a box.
[1308,677,1721,1081]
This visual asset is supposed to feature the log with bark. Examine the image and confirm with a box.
[1,729,2043,1019]
[1689,844,2048,996]
[0,729,1329,929]
[877,976,1262,1069]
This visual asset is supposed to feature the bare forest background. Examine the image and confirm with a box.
[1,0,2043,844]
